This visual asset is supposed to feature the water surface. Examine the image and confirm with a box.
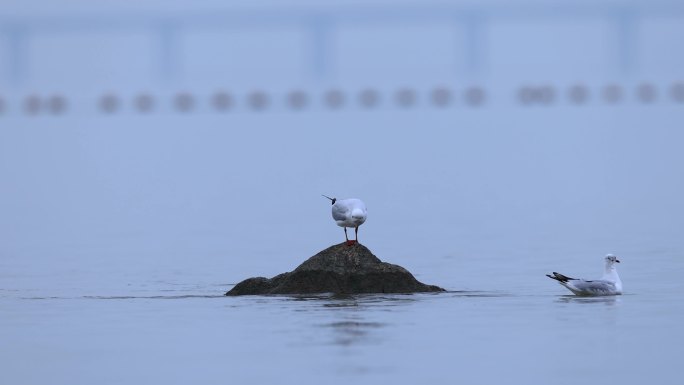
[3,244,682,385]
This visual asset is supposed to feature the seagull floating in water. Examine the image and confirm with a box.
[322,195,367,245]
[546,254,623,296]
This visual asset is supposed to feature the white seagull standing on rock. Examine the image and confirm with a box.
[322,195,367,245]
[546,254,623,296]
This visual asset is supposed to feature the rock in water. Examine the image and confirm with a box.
[226,243,445,295]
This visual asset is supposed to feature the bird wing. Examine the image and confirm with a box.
[332,203,349,221]
[566,279,617,296]
[546,272,576,282]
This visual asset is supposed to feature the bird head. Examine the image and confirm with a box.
[321,194,336,205]
[605,254,620,264]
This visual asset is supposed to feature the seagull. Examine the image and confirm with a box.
[546,254,623,296]
[322,195,367,245]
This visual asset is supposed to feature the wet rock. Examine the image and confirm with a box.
[226,243,444,296]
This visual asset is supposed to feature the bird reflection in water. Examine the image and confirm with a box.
[556,295,621,306]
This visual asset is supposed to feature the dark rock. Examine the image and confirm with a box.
[226,243,445,296]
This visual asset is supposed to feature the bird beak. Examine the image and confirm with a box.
[321,194,336,205]
[616,259,620,263]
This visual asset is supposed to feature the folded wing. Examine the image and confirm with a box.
[332,204,349,222]
[566,280,617,296]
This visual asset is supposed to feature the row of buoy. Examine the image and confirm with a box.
[99,87,487,113]
[1,83,683,115]
[518,83,684,105]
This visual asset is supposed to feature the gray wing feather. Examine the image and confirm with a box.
[332,204,348,221]
[570,280,617,296]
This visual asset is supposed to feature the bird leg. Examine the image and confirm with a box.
[344,227,355,246]
[355,226,359,243]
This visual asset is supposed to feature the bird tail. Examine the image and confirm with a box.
[545,272,576,283]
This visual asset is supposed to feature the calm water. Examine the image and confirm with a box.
[2,240,683,385]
